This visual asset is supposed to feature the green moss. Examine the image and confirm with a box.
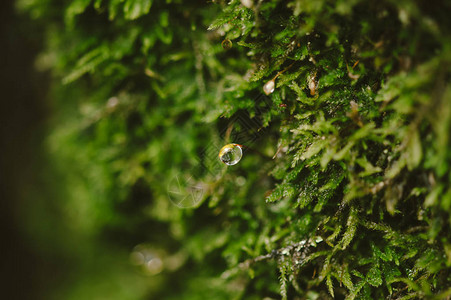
[20,0,451,298]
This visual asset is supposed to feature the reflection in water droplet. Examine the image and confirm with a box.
[219,144,243,166]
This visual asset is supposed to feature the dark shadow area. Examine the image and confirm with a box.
[0,0,51,298]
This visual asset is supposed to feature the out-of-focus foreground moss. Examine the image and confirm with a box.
[18,0,451,299]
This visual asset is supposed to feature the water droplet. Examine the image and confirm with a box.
[219,143,243,165]
[263,79,275,95]
[221,38,232,50]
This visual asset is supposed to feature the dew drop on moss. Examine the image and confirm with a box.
[263,79,275,95]
[219,144,243,165]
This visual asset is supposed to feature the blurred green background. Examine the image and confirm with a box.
[2,1,269,298]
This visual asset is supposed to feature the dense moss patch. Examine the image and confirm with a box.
[21,0,451,298]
